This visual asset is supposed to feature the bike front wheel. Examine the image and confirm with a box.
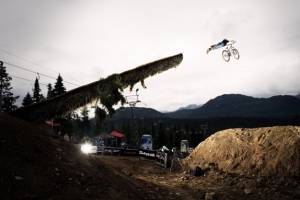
[222,50,230,62]
[232,48,240,60]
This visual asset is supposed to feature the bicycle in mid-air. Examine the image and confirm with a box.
[222,41,240,62]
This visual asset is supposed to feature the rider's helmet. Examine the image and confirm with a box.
[222,39,230,46]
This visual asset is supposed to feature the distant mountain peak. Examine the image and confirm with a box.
[213,93,254,100]
[167,94,300,119]
[177,104,201,111]
[111,106,165,120]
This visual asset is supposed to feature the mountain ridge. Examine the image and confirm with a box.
[106,94,300,120]
[168,94,300,118]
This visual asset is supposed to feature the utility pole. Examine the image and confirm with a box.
[0,61,3,112]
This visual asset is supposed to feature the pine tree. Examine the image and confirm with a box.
[53,74,66,97]
[81,106,89,123]
[0,61,19,112]
[47,83,54,99]
[80,106,90,136]
[32,77,44,103]
[22,92,33,107]
[51,75,69,137]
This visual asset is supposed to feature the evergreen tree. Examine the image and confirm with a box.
[47,83,54,99]
[22,92,33,107]
[53,74,66,97]
[95,106,107,129]
[80,106,90,136]
[81,106,89,123]
[157,122,166,147]
[51,75,69,137]
[0,61,19,112]
[32,77,44,103]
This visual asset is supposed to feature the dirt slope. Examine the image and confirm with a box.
[0,114,177,200]
[184,126,300,176]
[1,114,299,200]
[96,155,300,200]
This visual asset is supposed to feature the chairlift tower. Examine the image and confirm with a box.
[125,88,141,107]
[124,88,141,146]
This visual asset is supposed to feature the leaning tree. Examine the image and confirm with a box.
[11,53,183,122]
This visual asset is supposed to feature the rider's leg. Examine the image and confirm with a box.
[207,42,226,54]
[212,42,226,49]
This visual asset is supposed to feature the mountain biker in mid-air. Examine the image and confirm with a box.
[206,38,239,62]
[206,38,231,54]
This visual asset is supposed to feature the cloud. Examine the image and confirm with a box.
[1,0,300,111]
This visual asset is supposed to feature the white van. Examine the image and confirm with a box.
[140,134,153,150]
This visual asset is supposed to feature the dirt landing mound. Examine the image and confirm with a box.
[184,126,300,177]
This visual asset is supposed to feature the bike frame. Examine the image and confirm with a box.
[224,43,234,56]
[222,40,239,62]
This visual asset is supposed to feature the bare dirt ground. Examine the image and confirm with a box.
[1,113,300,200]
[97,155,300,200]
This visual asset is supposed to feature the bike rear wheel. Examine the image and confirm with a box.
[222,50,230,62]
[232,48,240,60]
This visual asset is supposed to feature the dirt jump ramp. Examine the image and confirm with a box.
[184,126,300,177]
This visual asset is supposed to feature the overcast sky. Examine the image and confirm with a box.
[0,0,300,111]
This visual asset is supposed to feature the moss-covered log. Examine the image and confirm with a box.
[11,53,183,121]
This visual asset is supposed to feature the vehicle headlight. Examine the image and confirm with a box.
[81,143,93,154]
